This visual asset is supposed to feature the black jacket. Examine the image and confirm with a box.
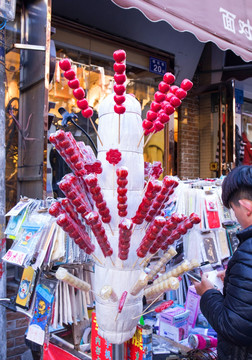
[200,225,252,360]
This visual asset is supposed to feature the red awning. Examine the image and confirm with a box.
[111,0,252,62]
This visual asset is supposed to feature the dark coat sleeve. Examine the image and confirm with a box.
[200,244,252,346]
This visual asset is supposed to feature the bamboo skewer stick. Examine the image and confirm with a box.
[139,251,158,266]
[144,133,153,147]
[132,257,139,270]
[137,131,145,148]
[89,117,103,146]
[132,292,164,320]
[118,114,121,144]
[110,256,115,266]
[91,253,104,266]
[108,223,114,236]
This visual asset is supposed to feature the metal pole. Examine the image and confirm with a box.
[0,26,7,360]
[112,343,125,360]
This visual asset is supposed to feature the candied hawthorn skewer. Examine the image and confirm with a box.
[113,49,127,143]
[131,179,161,225]
[116,166,128,217]
[85,211,113,261]
[84,174,113,233]
[145,176,178,223]
[59,58,103,146]
[56,213,95,255]
[58,173,92,219]
[136,216,166,259]
[133,299,174,319]
[118,218,133,261]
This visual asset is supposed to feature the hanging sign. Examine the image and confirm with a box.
[149,57,167,76]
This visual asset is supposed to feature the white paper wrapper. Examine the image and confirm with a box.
[94,265,143,344]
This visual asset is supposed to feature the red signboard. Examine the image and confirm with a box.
[91,312,145,360]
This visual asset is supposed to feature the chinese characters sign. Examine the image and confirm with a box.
[91,312,144,360]
[220,7,252,41]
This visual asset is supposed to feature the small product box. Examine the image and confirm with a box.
[185,285,201,328]
[159,306,190,342]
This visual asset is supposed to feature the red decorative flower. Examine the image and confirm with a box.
[84,160,103,174]
[106,149,122,165]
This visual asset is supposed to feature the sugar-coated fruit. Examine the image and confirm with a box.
[49,134,57,144]
[77,98,88,110]
[116,167,128,178]
[64,69,76,80]
[117,203,127,211]
[158,111,170,124]
[96,201,107,210]
[102,215,111,223]
[114,104,126,114]
[114,84,126,95]
[55,129,65,141]
[146,110,157,121]
[154,91,166,103]
[99,208,110,217]
[175,88,187,100]
[184,218,193,229]
[93,193,103,203]
[169,96,181,108]
[65,146,74,155]
[163,72,175,85]
[156,193,166,202]
[158,81,170,93]
[189,213,201,224]
[117,195,127,203]
[114,94,126,105]
[164,103,175,115]
[60,139,71,148]
[153,120,164,132]
[117,187,127,196]
[59,58,71,71]
[113,62,126,73]
[68,79,80,89]
[161,100,169,110]
[113,49,126,62]
[119,210,127,217]
[150,101,162,112]
[85,174,98,187]
[170,85,179,94]
[166,93,174,103]
[90,186,101,195]
[117,178,128,187]
[114,73,126,84]
[142,119,153,130]
[73,87,85,100]
[144,127,154,136]
[82,107,93,118]
[70,153,79,163]
[181,79,193,91]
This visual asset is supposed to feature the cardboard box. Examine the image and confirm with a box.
[159,319,188,342]
[160,306,190,326]
[159,307,190,342]
[185,285,201,328]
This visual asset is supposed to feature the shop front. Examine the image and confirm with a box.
[2,0,252,359]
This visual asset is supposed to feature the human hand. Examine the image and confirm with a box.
[192,273,215,296]
[217,269,226,283]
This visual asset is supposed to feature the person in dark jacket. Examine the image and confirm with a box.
[194,165,252,360]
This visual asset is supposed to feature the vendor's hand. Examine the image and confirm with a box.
[217,269,226,283]
[192,273,215,296]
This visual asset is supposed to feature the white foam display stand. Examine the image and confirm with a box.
[93,93,145,344]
